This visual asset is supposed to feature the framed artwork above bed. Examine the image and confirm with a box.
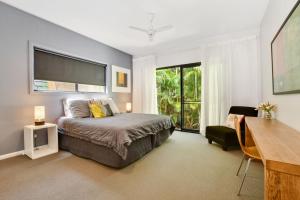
[111,65,131,93]
[271,0,300,95]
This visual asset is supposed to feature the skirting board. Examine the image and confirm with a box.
[0,150,24,161]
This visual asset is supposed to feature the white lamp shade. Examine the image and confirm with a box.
[34,106,45,122]
[126,102,132,112]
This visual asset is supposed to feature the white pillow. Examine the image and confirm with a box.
[225,114,244,129]
[100,98,120,114]
[63,99,72,117]
[63,99,90,118]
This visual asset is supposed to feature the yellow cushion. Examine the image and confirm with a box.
[88,101,106,118]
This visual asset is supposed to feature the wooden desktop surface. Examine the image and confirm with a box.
[245,117,300,200]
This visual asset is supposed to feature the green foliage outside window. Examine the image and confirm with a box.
[156,66,201,130]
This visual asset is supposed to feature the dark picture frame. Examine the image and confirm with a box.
[271,0,300,95]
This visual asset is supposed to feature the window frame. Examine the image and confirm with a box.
[28,41,108,95]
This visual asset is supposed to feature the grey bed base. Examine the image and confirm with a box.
[58,128,173,168]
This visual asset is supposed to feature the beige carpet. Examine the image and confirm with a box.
[0,131,263,200]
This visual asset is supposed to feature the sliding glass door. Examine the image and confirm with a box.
[182,65,201,132]
[156,63,201,133]
[156,67,181,128]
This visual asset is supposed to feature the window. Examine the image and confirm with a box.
[32,47,106,93]
[77,84,105,93]
[33,80,75,92]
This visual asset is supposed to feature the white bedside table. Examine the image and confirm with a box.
[24,123,58,159]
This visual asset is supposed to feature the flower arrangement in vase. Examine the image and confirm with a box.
[257,102,277,120]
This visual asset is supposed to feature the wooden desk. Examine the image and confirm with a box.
[245,117,300,200]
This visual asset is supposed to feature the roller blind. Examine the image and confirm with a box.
[34,48,106,86]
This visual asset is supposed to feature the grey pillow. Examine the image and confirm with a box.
[101,98,120,114]
[68,100,90,118]
[104,104,114,116]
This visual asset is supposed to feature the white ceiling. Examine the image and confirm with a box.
[2,0,269,57]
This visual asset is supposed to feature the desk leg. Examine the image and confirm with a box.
[245,124,255,147]
[264,165,268,200]
[265,168,300,200]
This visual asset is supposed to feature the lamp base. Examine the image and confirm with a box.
[35,121,45,126]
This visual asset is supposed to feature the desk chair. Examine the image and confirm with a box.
[235,117,261,196]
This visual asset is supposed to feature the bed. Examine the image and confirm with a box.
[58,113,175,168]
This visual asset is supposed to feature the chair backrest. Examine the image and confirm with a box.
[229,106,258,116]
[234,117,246,153]
[229,106,258,132]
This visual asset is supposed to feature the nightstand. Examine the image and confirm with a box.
[24,123,58,159]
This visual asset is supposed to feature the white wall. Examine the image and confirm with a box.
[155,33,261,108]
[260,0,300,131]
[156,48,202,68]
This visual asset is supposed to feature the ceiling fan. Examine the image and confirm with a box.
[129,13,173,42]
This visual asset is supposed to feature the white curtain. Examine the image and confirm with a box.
[132,55,158,114]
[200,36,259,134]
[200,44,232,134]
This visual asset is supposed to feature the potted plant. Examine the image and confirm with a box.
[257,102,277,120]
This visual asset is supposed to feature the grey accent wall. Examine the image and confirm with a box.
[0,2,132,156]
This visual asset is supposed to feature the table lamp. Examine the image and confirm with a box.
[34,106,45,126]
[126,102,132,113]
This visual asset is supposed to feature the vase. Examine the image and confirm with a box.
[264,111,272,120]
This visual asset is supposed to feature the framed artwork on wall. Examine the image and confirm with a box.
[271,0,300,94]
[111,65,131,93]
